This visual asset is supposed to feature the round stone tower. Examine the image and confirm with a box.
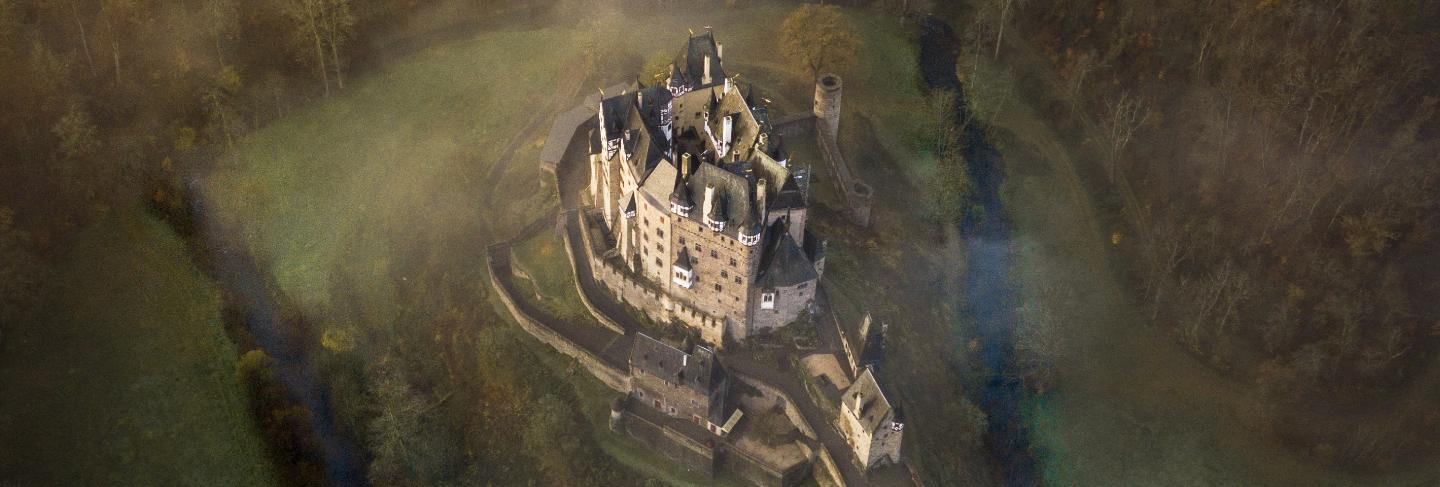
[813,74,842,138]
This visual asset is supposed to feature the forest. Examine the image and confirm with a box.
[1,0,987,485]
[5,0,1439,484]
[965,0,1440,470]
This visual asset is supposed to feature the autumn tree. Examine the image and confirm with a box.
[366,365,457,485]
[281,0,353,96]
[779,4,859,78]
[640,49,672,84]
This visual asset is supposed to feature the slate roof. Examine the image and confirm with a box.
[844,367,898,434]
[594,32,820,287]
[670,32,726,91]
[756,217,820,288]
[629,333,724,395]
[543,82,631,166]
[674,247,693,271]
[542,106,593,166]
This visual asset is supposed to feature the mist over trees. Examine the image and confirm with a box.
[968,0,1440,468]
[0,0,552,327]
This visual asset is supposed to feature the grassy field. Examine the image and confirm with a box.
[0,207,275,486]
[197,2,980,483]
[511,229,591,322]
[967,39,1440,486]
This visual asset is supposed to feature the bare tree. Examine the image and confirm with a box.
[319,0,354,91]
[281,0,330,96]
[1098,91,1149,184]
[992,0,1015,59]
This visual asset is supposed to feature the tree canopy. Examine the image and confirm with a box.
[779,5,859,78]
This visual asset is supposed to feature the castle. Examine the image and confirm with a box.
[587,32,828,346]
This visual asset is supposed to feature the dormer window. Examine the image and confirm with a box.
[671,203,692,217]
[760,291,776,310]
[739,228,761,246]
[606,138,620,159]
[673,266,695,288]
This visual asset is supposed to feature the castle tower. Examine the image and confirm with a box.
[813,74,842,138]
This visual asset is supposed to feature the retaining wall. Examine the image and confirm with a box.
[723,440,814,487]
[487,248,631,393]
[611,403,719,477]
[816,129,873,227]
[574,209,727,345]
[734,372,852,487]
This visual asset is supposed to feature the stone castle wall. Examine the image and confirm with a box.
[722,441,813,487]
[575,209,730,346]
[815,122,873,227]
[610,397,810,487]
[487,247,632,392]
[610,403,718,477]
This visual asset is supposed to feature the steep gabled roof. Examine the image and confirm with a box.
[671,32,726,90]
[674,247,693,271]
[844,367,895,434]
[629,333,724,395]
[756,217,819,288]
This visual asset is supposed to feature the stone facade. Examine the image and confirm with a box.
[837,367,902,471]
[629,332,731,432]
[586,32,827,347]
[813,74,842,138]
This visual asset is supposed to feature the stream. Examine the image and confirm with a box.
[917,15,1041,486]
[186,179,367,486]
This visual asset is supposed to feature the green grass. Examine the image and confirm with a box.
[205,26,580,319]
[511,229,590,322]
[198,3,963,484]
[0,207,275,486]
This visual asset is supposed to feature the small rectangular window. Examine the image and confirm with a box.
[679,237,686,245]
[658,229,664,238]
[710,250,718,259]
[734,277,742,284]
[656,243,662,251]
[715,284,722,292]
[729,258,737,267]
[655,257,662,266]
[798,283,808,289]
[721,270,728,278]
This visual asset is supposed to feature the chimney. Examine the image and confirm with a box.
[637,90,643,110]
[682,354,688,366]
[703,184,717,220]
[717,43,724,60]
[756,178,768,223]
[681,152,691,179]
[722,115,733,152]
[703,54,712,85]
